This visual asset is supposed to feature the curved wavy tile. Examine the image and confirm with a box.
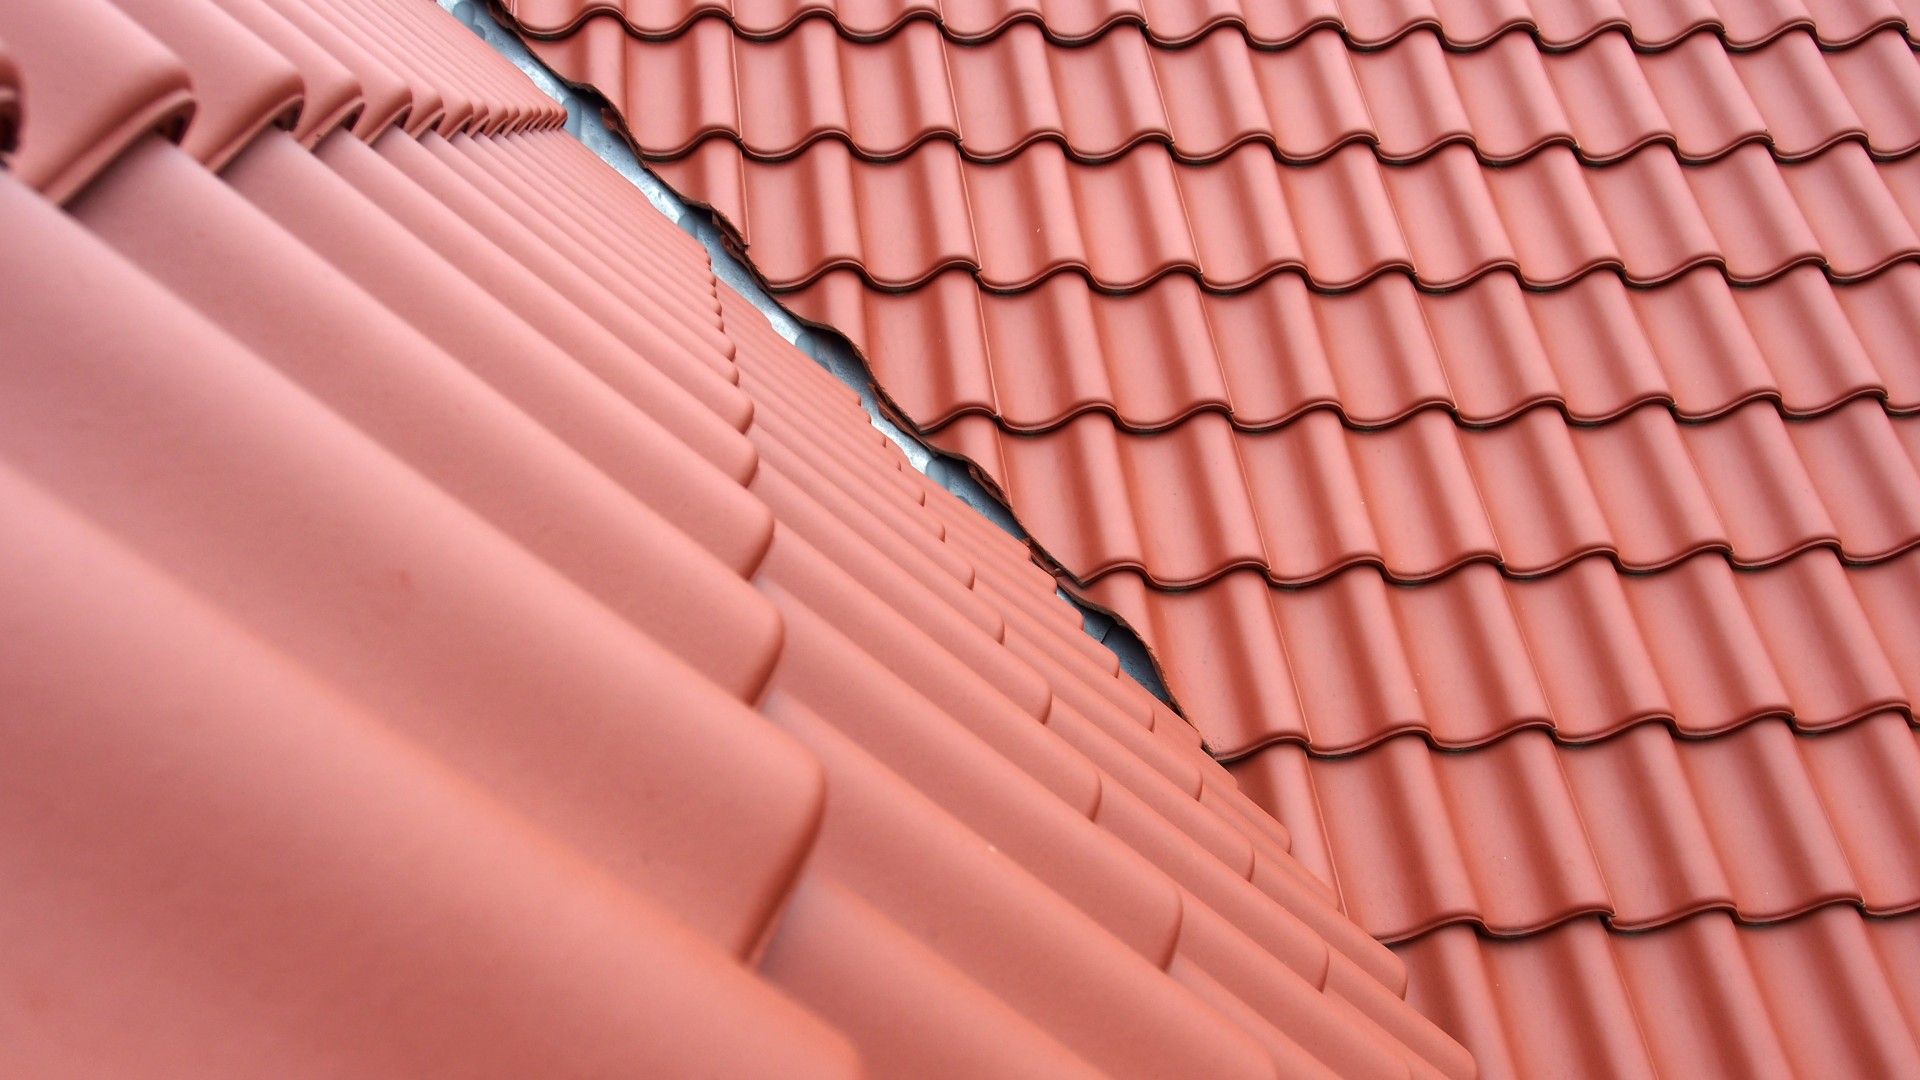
[791,263,1920,433]
[530,18,1920,167]
[935,400,1920,588]
[653,136,1920,290]
[1230,715,1920,942]
[1082,547,1920,756]
[1397,909,1920,1080]
[500,0,1914,51]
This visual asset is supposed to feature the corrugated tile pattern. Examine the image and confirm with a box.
[0,1,1472,1077]
[533,19,1920,165]
[506,0,1920,1073]
[792,261,1920,434]
[936,401,1920,586]
[1230,711,1920,938]
[1399,909,1920,1078]
[643,137,1920,291]
[503,0,1920,50]
[1089,550,1920,754]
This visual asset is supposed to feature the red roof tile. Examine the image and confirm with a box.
[510,0,1920,1073]
[793,263,1920,432]
[933,401,1920,586]
[1087,550,1920,755]
[535,19,1920,165]
[502,0,1920,50]
[639,137,1920,290]
[1401,909,1920,1077]
[0,0,1467,1075]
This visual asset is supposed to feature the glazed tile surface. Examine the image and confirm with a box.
[0,0,1472,1077]
[504,0,1920,1074]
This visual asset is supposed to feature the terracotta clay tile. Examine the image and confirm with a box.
[1658,720,1860,920]
[287,0,446,135]
[0,454,861,1080]
[936,405,1920,588]
[1798,711,1920,911]
[418,134,750,385]
[762,874,1106,1079]
[1167,897,1452,1079]
[1400,909,1920,1080]
[946,21,1170,160]
[760,534,1413,1014]
[0,166,828,957]
[1173,143,1315,287]
[1851,543,1920,703]
[1159,27,1372,163]
[1554,723,1740,927]
[753,682,1274,1080]
[471,2,1920,1074]
[1501,558,1674,737]
[1086,549,1920,756]
[1271,144,1415,289]
[529,17,1920,168]
[1234,715,1920,941]
[666,132,1920,291]
[111,0,302,170]
[457,135,726,312]
[754,483,1061,728]
[330,0,475,131]
[256,0,413,138]
[1827,28,1920,156]
[328,136,758,464]
[207,0,366,145]
[0,0,194,202]
[791,261,1920,433]
[503,0,1910,49]
[973,139,1197,288]
[1737,548,1910,725]
[70,134,784,702]
[1,2,1478,1075]
[234,134,776,560]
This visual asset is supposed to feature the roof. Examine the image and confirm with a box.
[503,1,1920,1075]
[0,0,1466,1076]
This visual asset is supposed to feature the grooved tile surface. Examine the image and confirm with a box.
[503,0,1920,1074]
[0,1,1469,1077]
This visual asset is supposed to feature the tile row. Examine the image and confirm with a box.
[502,0,1920,50]
[513,0,1920,1070]
[934,400,1920,587]
[1234,713,1920,940]
[1396,908,1920,1079]
[0,0,1473,1076]
[532,18,1920,166]
[794,263,1920,433]
[1083,548,1920,755]
[659,137,1920,291]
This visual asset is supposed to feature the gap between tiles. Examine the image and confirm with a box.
[439,0,1173,705]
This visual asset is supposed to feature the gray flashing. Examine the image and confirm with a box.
[441,0,1173,704]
